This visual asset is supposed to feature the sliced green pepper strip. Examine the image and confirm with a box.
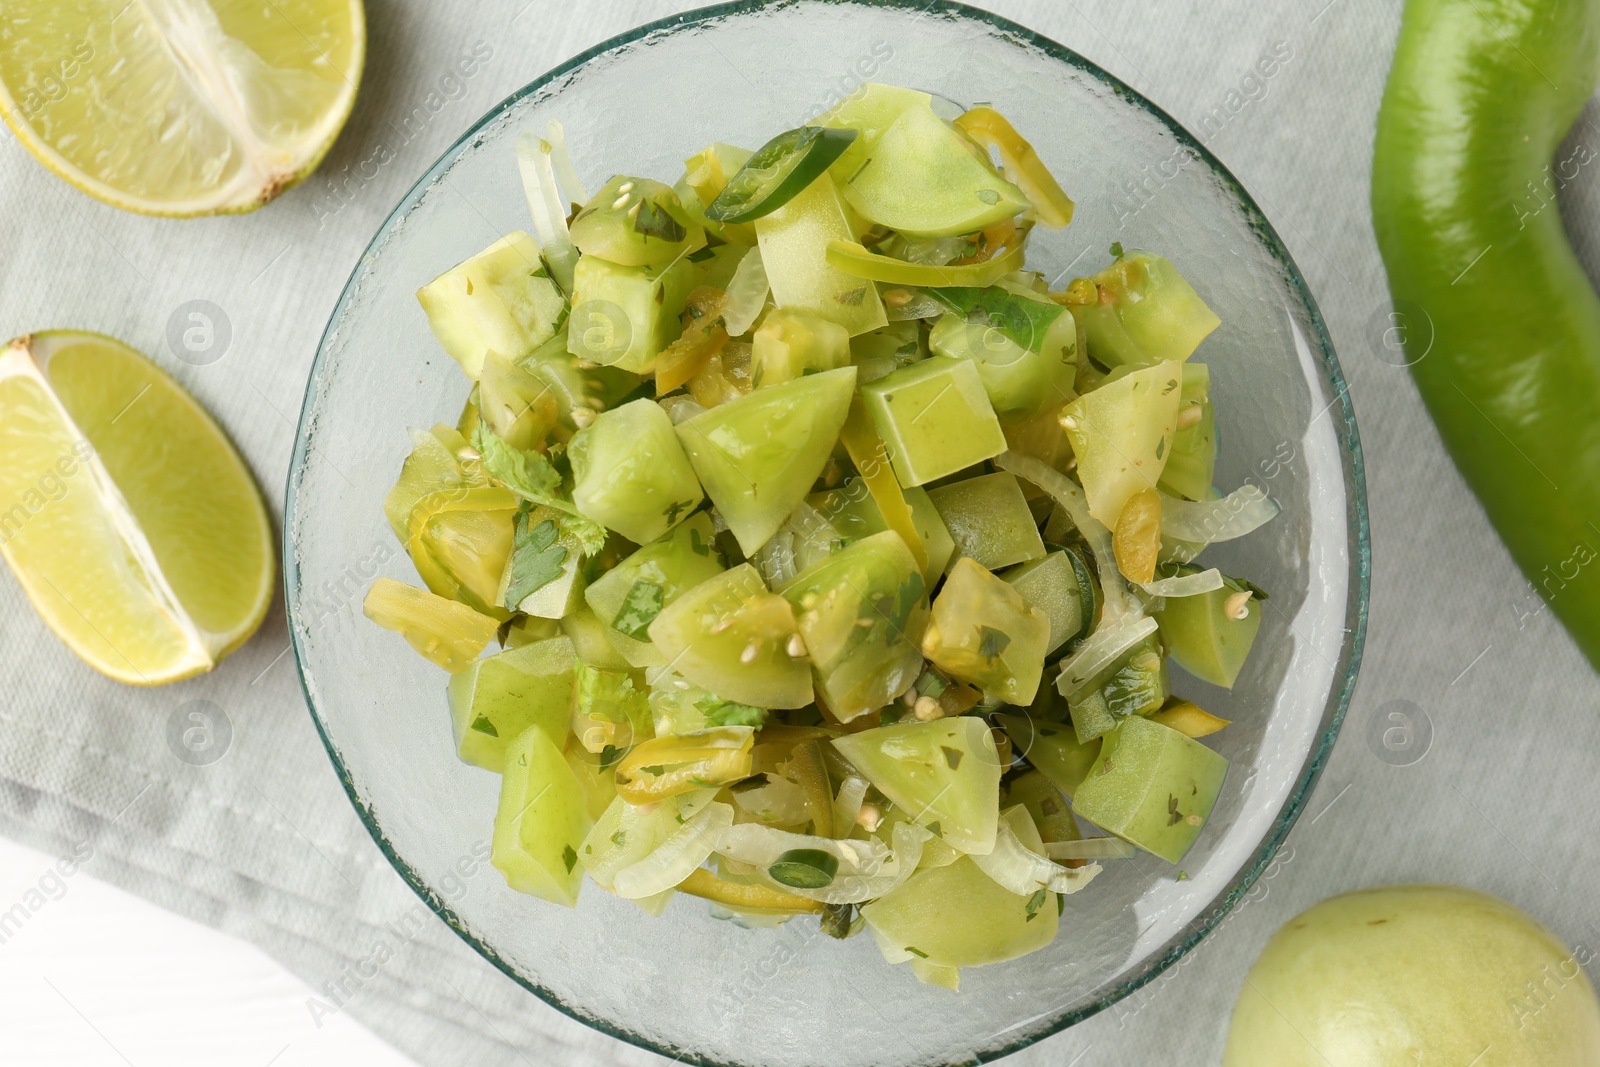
[706,125,858,224]
[826,239,1027,289]
[953,106,1075,228]
[1374,0,1600,667]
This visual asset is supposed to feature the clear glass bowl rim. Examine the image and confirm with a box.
[284,1,1372,1061]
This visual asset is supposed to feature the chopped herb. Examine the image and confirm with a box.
[915,670,948,699]
[941,745,964,770]
[689,527,712,556]
[837,286,867,307]
[1109,241,1124,258]
[926,287,1066,351]
[978,625,1011,660]
[599,744,623,768]
[474,423,606,555]
[729,773,771,793]
[696,695,768,728]
[976,188,1001,205]
[612,579,665,638]
[611,829,627,848]
[1057,894,1066,916]
[469,715,499,737]
[1025,888,1047,921]
[662,498,692,525]
[1155,437,1166,459]
[502,515,568,609]
[639,764,667,776]
[886,571,925,636]
[820,902,856,940]
[686,245,718,263]
[926,821,943,838]
[1177,870,1190,881]
[562,845,578,873]
[905,946,930,959]
[1168,795,1182,826]
[1222,573,1271,601]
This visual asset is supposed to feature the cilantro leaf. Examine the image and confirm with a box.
[502,514,568,609]
[905,946,929,959]
[927,286,1067,352]
[474,422,564,505]
[1025,888,1047,922]
[633,199,686,243]
[696,695,768,729]
[612,579,665,639]
[889,571,925,636]
[470,716,499,737]
[978,625,1011,660]
[562,845,578,873]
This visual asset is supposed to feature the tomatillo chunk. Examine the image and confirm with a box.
[1373,0,1600,668]
[706,125,858,224]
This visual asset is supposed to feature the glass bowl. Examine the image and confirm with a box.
[285,2,1369,1063]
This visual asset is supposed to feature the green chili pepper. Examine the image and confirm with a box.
[1373,0,1600,666]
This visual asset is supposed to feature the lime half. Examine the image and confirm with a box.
[0,332,274,684]
[0,0,365,216]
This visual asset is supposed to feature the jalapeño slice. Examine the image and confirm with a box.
[705,125,858,224]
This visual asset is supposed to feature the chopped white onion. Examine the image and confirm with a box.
[994,451,1138,623]
[515,130,579,294]
[1136,568,1224,598]
[1044,838,1138,861]
[1054,614,1159,699]
[543,119,588,209]
[612,801,734,899]
[713,821,930,904]
[1160,485,1280,545]
[721,247,770,337]
[832,775,870,834]
[971,819,1103,896]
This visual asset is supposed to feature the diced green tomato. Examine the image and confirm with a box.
[1072,298,1153,370]
[706,125,859,225]
[859,356,1007,487]
[675,367,857,554]
[570,175,707,268]
[498,505,585,619]
[909,959,961,990]
[926,472,1046,574]
[478,351,559,451]
[832,716,1002,855]
[779,531,929,722]
[1004,769,1081,844]
[558,604,632,671]
[646,564,813,709]
[1157,363,1217,502]
[567,254,693,373]
[520,329,643,443]
[849,319,925,382]
[1002,712,1100,803]
[1065,632,1169,743]
[751,308,852,387]
[570,661,652,754]
[842,102,1029,238]
[569,399,703,545]
[363,578,498,674]
[1002,551,1084,654]
[384,425,475,542]
[927,306,1075,423]
[861,852,1057,967]
[1155,580,1263,688]
[686,238,748,292]
[808,478,956,582]
[491,725,593,906]
[1093,251,1220,362]
[754,173,888,336]
[408,490,516,618]
[1061,361,1183,526]
[585,513,726,668]
[502,614,560,648]
[564,745,619,822]
[447,636,575,772]
[921,558,1050,705]
[416,231,565,380]
[817,82,933,182]
[1071,716,1228,864]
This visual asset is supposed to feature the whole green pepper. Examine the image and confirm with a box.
[1373,0,1600,666]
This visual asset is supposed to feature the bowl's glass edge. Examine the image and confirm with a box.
[282,1,1372,1062]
